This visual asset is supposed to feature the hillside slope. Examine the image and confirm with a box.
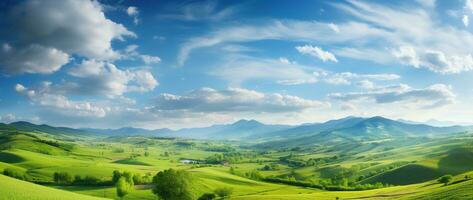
[0,174,109,200]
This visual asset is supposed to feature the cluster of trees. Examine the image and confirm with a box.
[264,177,388,191]
[229,167,263,181]
[278,153,341,168]
[3,168,30,181]
[174,141,196,149]
[112,170,153,185]
[204,146,236,152]
[36,139,74,151]
[205,152,257,164]
[260,163,280,171]
[197,187,233,200]
[52,172,106,186]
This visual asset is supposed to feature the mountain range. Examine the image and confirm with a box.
[1,117,471,143]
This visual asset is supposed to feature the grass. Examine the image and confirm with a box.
[0,174,108,200]
[1,130,473,200]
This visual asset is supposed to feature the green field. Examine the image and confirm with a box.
[1,125,473,200]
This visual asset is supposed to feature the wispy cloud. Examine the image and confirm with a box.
[329,84,455,109]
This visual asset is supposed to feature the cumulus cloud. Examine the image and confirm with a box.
[329,84,455,109]
[0,0,135,74]
[393,46,473,73]
[123,45,161,64]
[0,44,69,74]
[127,6,140,24]
[153,87,328,113]
[296,45,338,62]
[66,60,158,97]
[0,114,17,123]
[328,23,340,33]
[15,83,108,118]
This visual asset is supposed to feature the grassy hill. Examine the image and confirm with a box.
[0,174,108,200]
[0,120,472,200]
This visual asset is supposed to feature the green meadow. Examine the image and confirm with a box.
[1,123,473,200]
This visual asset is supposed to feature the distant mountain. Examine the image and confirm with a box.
[2,116,471,142]
[397,118,473,127]
[8,121,94,136]
[257,116,472,148]
[82,127,172,137]
[253,116,365,140]
[172,119,292,140]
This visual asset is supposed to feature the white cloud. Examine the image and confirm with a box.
[15,83,108,118]
[140,55,162,64]
[11,0,135,59]
[336,0,473,73]
[161,0,238,21]
[211,56,317,86]
[416,0,436,8]
[392,46,421,68]
[67,59,158,97]
[179,0,473,73]
[463,15,469,27]
[334,47,394,64]
[177,20,388,66]
[211,55,399,86]
[356,80,375,89]
[0,114,17,123]
[1,0,135,74]
[328,23,340,33]
[123,44,161,64]
[296,45,338,62]
[323,72,400,85]
[153,87,328,113]
[329,83,455,109]
[393,46,473,73]
[127,6,140,24]
[0,44,69,74]
[466,0,473,12]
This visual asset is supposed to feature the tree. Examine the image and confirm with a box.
[112,170,122,184]
[122,171,135,186]
[53,172,74,185]
[144,152,150,157]
[152,168,193,200]
[133,173,143,185]
[438,175,453,185]
[116,177,132,199]
[214,187,233,199]
[198,193,216,200]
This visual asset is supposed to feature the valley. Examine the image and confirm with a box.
[1,117,472,199]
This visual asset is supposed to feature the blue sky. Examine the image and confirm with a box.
[1,0,473,129]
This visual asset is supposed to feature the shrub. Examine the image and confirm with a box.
[3,168,29,181]
[198,193,216,200]
[53,172,74,185]
[214,187,233,199]
[438,175,453,185]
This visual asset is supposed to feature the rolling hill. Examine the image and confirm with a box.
[0,174,108,200]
